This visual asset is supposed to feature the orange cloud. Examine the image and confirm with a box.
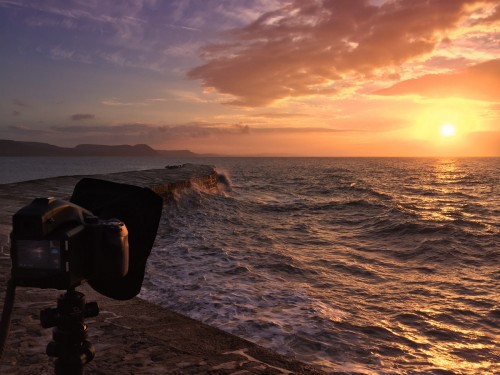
[188,0,498,106]
[373,59,500,101]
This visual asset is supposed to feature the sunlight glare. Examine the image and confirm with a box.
[440,123,456,138]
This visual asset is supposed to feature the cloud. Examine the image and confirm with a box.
[252,126,347,134]
[188,0,499,106]
[100,98,163,107]
[48,122,349,140]
[51,123,148,134]
[12,99,31,107]
[247,112,310,119]
[2,0,281,75]
[49,46,92,64]
[101,98,148,107]
[25,15,77,29]
[70,113,95,121]
[4,119,407,154]
[7,125,51,135]
[372,59,500,101]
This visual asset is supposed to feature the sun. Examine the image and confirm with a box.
[440,123,456,138]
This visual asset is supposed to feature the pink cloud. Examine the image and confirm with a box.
[188,0,498,106]
[373,59,500,101]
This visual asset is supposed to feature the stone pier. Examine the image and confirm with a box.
[0,164,324,374]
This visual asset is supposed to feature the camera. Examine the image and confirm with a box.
[11,197,129,290]
[9,177,163,300]
[1,178,163,373]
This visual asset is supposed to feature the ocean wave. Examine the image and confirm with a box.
[139,157,500,374]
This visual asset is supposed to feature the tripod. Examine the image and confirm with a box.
[40,289,99,375]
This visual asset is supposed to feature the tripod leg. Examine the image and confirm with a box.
[51,323,95,375]
[41,290,98,375]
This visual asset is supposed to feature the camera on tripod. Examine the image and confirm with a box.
[8,177,164,300]
[11,197,129,290]
[1,178,164,374]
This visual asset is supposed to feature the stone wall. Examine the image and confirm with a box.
[0,164,325,375]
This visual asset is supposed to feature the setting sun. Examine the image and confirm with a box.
[440,123,456,138]
[0,1,498,158]
[1,2,500,375]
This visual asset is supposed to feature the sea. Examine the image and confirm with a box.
[1,157,499,374]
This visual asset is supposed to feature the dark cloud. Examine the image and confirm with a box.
[4,122,396,154]
[13,99,31,108]
[52,123,147,133]
[71,113,95,121]
[373,59,500,101]
[188,0,496,106]
[7,125,51,135]
[49,122,348,139]
[12,111,21,116]
[50,123,238,138]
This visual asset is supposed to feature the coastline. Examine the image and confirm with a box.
[0,165,325,374]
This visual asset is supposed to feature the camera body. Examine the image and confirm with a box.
[11,197,129,290]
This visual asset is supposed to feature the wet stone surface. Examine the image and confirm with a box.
[0,165,324,375]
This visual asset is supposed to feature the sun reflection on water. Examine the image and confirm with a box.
[412,159,475,223]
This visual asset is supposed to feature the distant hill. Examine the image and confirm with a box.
[156,149,198,158]
[0,140,71,156]
[73,143,158,156]
[0,140,200,157]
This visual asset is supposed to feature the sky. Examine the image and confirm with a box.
[0,0,499,157]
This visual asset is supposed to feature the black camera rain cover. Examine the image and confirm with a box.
[71,178,163,300]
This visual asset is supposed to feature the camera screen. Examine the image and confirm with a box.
[16,240,62,271]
